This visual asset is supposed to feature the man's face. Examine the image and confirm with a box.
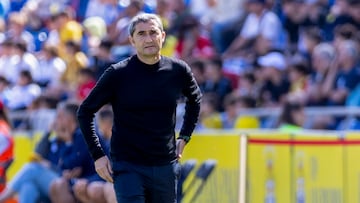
[129,20,165,58]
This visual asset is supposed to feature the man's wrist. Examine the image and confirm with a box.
[177,135,191,143]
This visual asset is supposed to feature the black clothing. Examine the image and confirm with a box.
[91,56,116,80]
[77,55,202,166]
[260,78,290,104]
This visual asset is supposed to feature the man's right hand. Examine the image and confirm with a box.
[95,156,113,183]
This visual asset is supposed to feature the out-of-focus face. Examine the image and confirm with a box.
[53,107,72,140]
[292,108,305,127]
[129,20,165,60]
[204,63,221,82]
[349,3,360,22]
[288,68,301,82]
[56,108,72,129]
[191,67,204,84]
[0,44,13,56]
[17,74,29,86]
[312,53,331,73]
[262,66,279,80]
[246,1,264,14]
[254,36,271,55]
[98,118,112,138]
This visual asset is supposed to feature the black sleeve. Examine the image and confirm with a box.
[77,67,115,161]
[179,63,202,139]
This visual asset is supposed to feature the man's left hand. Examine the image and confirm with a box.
[176,139,186,159]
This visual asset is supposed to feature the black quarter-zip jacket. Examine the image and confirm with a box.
[77,55,202,166]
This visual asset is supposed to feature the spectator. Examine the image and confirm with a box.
[234,95,260,129]
[222,0,285,59]
[323,0,358,41]
[167,0,194,36]
[4,39,39,85]
[82,16,108,55]
[0,40,16,80]
[327,40,360,106]
[85,0,123,27]
[174,17,215,61]
[50,106,111,203]
[209,3,245,54]
[233,72,259,99]
[277,100,305,132]
[2,70,41,111]
[88,39,116,80]
[6,11,35,52]
[26,94,59,132]
[0,76,9,100]
[0,101,97,203]
[258,51,290,107]
[75,68,96,102]
[287,61,311,104]
[306,42,336,106]
[198,92,221,129]
[282,0,310,52]
[33,44,66,89]
[298,27,322,62]
[73,106,114,203]
[201,93,237,129]
[188,59,206,91]
[282,0,327,53]
[60,40,89,94]
[202,57,233,111]
[48,10,83,58]
[156,0,172,30]
[108,0,143,60]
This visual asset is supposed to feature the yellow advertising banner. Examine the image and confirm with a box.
[180,131,241,203]
[247,131,292,203]
[343,132,360,203]
[10,130,360,203]
[292,132,344,203]
[7,134,36,180]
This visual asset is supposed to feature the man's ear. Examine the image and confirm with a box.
[162,31,166,43]
[129,36,135,46]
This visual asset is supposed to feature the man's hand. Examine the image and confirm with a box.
[62,167,82,179]
[176,139,186,159]
[95,156,113,183]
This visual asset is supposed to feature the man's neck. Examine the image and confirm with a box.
[137,54,161,65]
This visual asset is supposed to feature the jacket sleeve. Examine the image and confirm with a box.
[77,67,115,161]
[179,63,202,139]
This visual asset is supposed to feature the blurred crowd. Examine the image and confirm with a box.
[0,0,358,131]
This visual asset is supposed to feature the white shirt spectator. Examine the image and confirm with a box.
[85,0,121,25]
[33,56,66,88]
[0,55,18,81]
[190,0,244,24]
[240,10,285,50]
[3,53,40,84]
[2,83,41,110]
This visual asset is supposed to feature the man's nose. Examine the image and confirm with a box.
[144,34,153,42]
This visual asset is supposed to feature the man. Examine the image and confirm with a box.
[77,13,202,203]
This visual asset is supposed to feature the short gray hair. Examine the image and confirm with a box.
[128,13,163,37]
